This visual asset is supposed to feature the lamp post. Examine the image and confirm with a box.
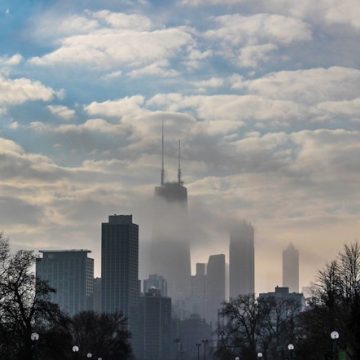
[258,352,263,358]
[87,353,93,359]
[202,339,209,360]
[288,344,294,360]
[31,332,39,360]
[330,331,339,360]
[235,357,240,360]
[196,343,201,360]
[72,345,79,360]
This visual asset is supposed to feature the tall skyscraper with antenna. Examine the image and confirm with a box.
[150,124,191,305]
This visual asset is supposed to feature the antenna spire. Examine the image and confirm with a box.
[161,121,165,185]
[178,140,182,184]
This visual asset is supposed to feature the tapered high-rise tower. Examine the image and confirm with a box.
[282,243,299,293]
[229,221,255,297]
[150,126,191,303]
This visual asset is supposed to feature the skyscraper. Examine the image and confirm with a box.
[93,277,102,313]
[189,263,207,319]
[101,215,139,318]
[229,221,255,297]
[282,243,299,293]
[150,129,191,302]
[206,254,225,326]
[36,250,94,315]
[144,274,168,297]
[138,288,172,360]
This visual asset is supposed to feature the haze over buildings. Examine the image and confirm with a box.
[150,133,191,302]
[206,254,225,326]
[229,222,255,297]
[283,243,300,293]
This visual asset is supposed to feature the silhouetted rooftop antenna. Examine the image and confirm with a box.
[161,121,165,185]
[178,140,182,184]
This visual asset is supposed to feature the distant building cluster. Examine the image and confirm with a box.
[35,130,304,360]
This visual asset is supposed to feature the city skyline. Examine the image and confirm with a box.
[1,0,360,294]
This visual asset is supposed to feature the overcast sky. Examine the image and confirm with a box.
[1,0,360,292]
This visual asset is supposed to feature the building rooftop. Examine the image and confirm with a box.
[39,249,91,253]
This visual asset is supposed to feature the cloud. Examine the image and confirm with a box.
[243,66,360,104]
[127,60,179,78]
[0,75,56,113]
[4,0,360,291]
[148,93,304,126]
[192,77,225,92]
[182,0,360,30]
[90,10,153,31]
[202,13,311,67]
[0,54,23,67]
[29,11,194,72]
[316,98,360,121]
[48,105,76,120]
[238,43,278,67]
[85,95,145,118]
[206,14,312,45]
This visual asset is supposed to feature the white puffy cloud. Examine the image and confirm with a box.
[316,98,360,120]
[238,43,278,67]
[0,54,23,67]
[243,66,360,104]
[90,10,153,31]
[203,13,311,67]
[148,93,304,126]
[182,0,360,30]
[192,77,225,92]
[127,60,179,78]
[0,75,56,113]
[29,11,194,72]
[85,95,145,118]
[206,14,312,45]
[31,14,99,40]
[48,105,76,120]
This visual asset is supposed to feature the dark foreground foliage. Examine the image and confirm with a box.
[217,242,360,360]
[0,235,132,360]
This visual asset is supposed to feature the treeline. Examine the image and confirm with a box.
[0,235,132,360]
[217,242,360,360]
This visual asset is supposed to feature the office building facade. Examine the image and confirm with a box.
[138,288,172,360]
[36,250,94,315]
[229,221,255,297]
[101,215,139,317]
[206,254,225,326]
[282,243,300,293]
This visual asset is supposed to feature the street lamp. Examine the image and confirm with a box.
[31,333,39,359]
[288,344,294,359]
[202,339,209,360]
[258,353,263,358]
[87,353,93,359]
[196,343,201,360]
[235,357,240,360]
[72,345,79,360]
[330,331,339,360]
[31,333,39,341]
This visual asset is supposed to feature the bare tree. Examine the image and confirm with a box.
[0,235,61,360]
